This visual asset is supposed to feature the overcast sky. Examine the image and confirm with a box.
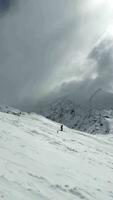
[0,0,113,109]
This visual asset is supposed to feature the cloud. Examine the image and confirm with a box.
[0,0,82,105]
[0,0,113,109]
[89,30,113,91]
[0,0,11,11]
[0,0,16,15]
[40,28,113,111]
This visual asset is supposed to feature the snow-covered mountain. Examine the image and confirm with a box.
[38,91,113,134]
[0,108,113,200]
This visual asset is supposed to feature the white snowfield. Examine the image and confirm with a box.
[0,110,113,200]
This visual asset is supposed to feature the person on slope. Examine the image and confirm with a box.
[57,124,64,133]
[60,124,63,131]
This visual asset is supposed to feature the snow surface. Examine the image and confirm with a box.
[0,110,113,200]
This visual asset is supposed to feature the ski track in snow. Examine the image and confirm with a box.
[0,111,113,200]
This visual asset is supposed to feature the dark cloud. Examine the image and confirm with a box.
[0,0,16,15]
[0,0,11,11]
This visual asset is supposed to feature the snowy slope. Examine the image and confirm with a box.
[0,105,21,115]
[0,110,113,200]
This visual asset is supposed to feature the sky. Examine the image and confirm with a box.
[0,0,113,109]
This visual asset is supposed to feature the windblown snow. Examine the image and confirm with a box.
[0,107,113,200]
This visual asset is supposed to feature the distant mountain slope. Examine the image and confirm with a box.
[38,92,113,134]
[0,104,22,115]
[0,109,113,199]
